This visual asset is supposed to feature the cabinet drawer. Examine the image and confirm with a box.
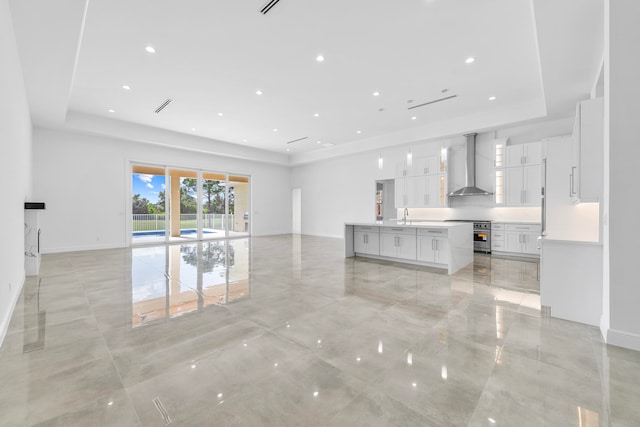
[506,224,541,232]
[417,228,448,237]
[492,223,505,231]
[380,227,416,236]
[491,241,505,250]
[355,226,379,233]
[492,231,505,241]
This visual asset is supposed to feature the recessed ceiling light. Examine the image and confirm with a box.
[356,130,361,134]
[145,46,156,54]
[314,113,319,117]
[489,96,496,101]
[373,91,380,97]
[242,139,247,142]
[316,141,321,144]
[286,148,290,152]
[273,128,278,132]
[316,54,325,62]
[465,57,475,64]
[256,90,263,95]
[411,116,417,120]
[108,109,115,113]
[122,85,131,90]
[191,127,196,131]
[217,113,223,116]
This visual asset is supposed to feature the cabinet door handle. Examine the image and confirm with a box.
[569,174,573,197]
[570,166,576,196]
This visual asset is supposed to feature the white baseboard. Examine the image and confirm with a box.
[607,328,640,352]
[42,242,126,254]
[0,272,25,349]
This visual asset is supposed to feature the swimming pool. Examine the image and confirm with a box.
[132,229,216,237]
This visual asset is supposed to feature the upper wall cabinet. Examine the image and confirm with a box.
[395,150,448,208]
[506,142,542,167]
[570,97,604,203]
[504,141,542,207]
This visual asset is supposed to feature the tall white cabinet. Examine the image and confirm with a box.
[395,151,448,208]
[505,141,542,207]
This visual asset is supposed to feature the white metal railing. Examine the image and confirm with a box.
[132,214,234,233]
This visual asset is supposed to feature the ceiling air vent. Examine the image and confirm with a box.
[154,99,173,114]
[408,94,457,110]
[260,0,281,15]
[286,136,308,145]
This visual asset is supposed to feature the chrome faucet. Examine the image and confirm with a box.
[403,208,408,224]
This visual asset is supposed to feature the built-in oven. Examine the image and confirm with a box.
[473,221,491,253]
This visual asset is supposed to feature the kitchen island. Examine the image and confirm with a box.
[344,221,473,274]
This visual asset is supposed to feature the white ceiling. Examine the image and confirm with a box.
[8,0,603,165]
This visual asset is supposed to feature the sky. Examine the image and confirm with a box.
[132,174,165,204]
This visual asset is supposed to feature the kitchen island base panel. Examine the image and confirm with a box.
[345,222,473,275]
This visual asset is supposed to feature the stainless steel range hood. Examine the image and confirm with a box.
[448,133,493,197]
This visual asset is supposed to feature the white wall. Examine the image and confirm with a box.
[32,128,292,253]
[0,0,32,344]
[291,117,573,237]
[604,0,640,350]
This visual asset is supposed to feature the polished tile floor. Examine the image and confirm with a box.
[1,235,639,426]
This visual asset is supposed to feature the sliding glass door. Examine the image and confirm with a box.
[131,163,250,244]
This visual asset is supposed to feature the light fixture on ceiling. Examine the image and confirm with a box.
[316,54,325,62]
[373,91,380,97]
[256,90,263,95]
[122,85,131,90]
[378,153,383,169]
[411,116,417,120]
[242,139,247,142]
[356,130,361,134]
[108,109,115,113]
[465,57,475,64]
[217,113,223,116]
[313,113,319,117]
[273,128,278,132]
[489,96,496,101]
[191,127,196,131]
[285,148,290,152]
[316,141,321,144]
[145,46,156,54]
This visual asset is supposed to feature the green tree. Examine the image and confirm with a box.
[156,190,166,213]
[203,180,225,214]
[132,194,150,214]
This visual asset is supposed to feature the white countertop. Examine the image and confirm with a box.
[346,221,470,229]
[491,220,541,225]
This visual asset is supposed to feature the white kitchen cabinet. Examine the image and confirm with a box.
[380,228,417,260]
[570,97,604,203]
[414,156,439,176]
[491,223,506,252]
[394,176,418,208]
[415,174,447,208]
[417,229,449,264]
[503,224,541,256]
[505,164,541,207]
[506,141,542,167]
[354,226,380,256]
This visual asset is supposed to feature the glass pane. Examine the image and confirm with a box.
[495,170,504,204]
[201,174,227,239]
[132,166,166,244]
[168,169,198,240]
[228,175,250,237]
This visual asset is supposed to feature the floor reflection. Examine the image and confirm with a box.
[131,239,250,327]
